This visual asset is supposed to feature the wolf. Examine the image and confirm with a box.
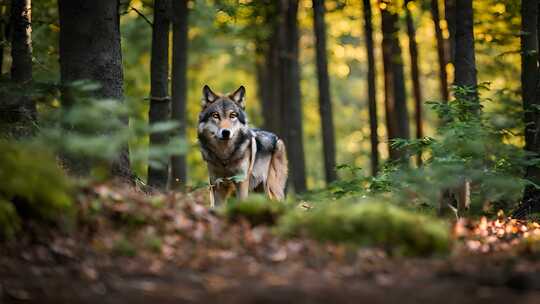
[197,85,288,207]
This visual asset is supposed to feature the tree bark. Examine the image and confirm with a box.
[147,0,171,190]
[380,0,410,161]
[431,0,450,103]
[170,0,189,191]
[58,0,131,181]
[515,0,540,217]
[405,0,423,166]
[312,0,337,184]
[10,0,35,126]
[362,0,379,176]
[453,0,477,93]
[444,0,456,65]
[0,5,5,74]
[280,0,306,192]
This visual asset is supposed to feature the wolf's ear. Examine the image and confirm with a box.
[229,86,246,108]
[202,85,219,107]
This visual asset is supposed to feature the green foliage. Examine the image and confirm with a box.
[278,201,451,256]
[225,195,288,226]
[0,141,73,237]
[0,199,21,239]
[33,81,186,178]
[323,87,530,214]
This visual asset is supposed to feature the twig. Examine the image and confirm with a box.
[131,6,153,27]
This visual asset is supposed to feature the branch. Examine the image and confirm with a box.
[131,6,153,27]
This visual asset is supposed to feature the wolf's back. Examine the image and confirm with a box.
[266,139,288,200]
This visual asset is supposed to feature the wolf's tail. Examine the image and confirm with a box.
[266,139,288,201]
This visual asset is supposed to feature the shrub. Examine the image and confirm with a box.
[277,201,451,256]
[0,141,73,238]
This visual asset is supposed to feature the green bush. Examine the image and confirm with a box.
[0,141,73,237]
[225,195,288,225]
[277,201,451,256]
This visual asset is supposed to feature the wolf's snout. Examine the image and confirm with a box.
[220,129,231,140]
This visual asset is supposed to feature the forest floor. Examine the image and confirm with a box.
[2,184,540,303]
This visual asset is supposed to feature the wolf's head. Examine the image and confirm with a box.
[198,85,248,141]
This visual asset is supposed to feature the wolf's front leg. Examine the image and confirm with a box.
[212,184,233,207]
[235,179,250,201]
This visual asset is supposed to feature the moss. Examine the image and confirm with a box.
[277,201,451,256]
[113,237,137,257]
[0,199,21,239]
[0,141,74,229]
[225,195,288,226]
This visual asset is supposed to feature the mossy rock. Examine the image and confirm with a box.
[277,201,451,256]
[225,195,288,226]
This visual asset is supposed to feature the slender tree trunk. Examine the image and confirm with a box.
[431,0,449,103]
[280,0,306,192]
[147,0,171,190]
[453,0,477,94]
[405,0,423,166]
[445,0,456,66]
[380,0,410,161]
[10,0,35,126]
[259,7,283,138]
[0,5,5,74]
[58,0,131,181]
[515,0,540,217]
[312,0,337,184]
[170,0,189,191]
[362,0,379,176]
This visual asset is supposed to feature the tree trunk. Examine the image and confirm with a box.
[147,0,171,190]
[405,0,423,166]
[312,0,337,184]
[453,0,477,93]
[10,0,35,128]
[0,5,5,74]
[431,0,450,103]
[170,0,189,191]
[58,0,131,181]
[515,0,540,217]
[380,0,410,161]
[444,0,456,65]
[280,0,306,193]
[362,0,379,176]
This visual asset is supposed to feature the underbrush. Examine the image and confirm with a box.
[0,141,74,239]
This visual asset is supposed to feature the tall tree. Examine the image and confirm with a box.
[170,0,189,190]
[380,0,410,161]
[452,0,477,96]
[362,0,379,176]
[0,4,6,74]
[147,0,171,190]
[10,0,35,123]
[431,0,450,102]
[405,0,423,166]
[444,0,456,65]
[312,0,337,184]
[255,2,283,139]
[280,0,307,192]
[515,0,540,217]
[58,0,131,181]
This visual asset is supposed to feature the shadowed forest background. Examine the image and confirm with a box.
[4,0,540,303]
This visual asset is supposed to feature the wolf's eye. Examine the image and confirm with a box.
[211,112,220,119]
[230,112,238,119]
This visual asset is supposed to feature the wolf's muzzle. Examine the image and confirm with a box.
[219,129,232,140]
